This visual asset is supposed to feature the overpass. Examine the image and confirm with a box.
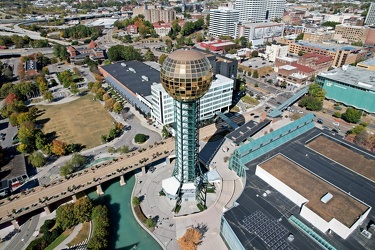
[0,124,221,228]
[0,138,175,228]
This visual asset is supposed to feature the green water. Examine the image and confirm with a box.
[88,175,162,250]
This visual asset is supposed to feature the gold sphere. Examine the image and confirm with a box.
[160,49,213,102]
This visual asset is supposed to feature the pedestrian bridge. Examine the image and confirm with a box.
[0,139,175,228]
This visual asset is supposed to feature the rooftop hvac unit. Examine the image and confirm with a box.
[129,67,136,73]
[142,75,149,81]
[321,192,333,204]
[121,63,127,67]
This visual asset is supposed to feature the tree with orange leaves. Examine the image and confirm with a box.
[51,140,67,156]
[177,228,202,250]
[5,93,18,104]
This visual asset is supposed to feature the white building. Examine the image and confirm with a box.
[235,0,286,23]
[264,43,288,62]
[209,7,240,38]
[151,74,234,125]
[365,3,375,25]
[234,22,285,46]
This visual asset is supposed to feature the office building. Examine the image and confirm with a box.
[357,58,375,71]
[208,7,239,37]
[264,43,288,62]
[234,21,284,46]
[235,0,286,23]
[365,2,375,26]
[316,65,375,113]
[151,74,234,125]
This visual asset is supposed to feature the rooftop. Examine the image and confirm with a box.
[100,61,161,97]
[318,66,375,91]
[259,154,369,228]
[358,58,375,66]
[295,41,361,52]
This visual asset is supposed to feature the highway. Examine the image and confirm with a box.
[0,125,219,226]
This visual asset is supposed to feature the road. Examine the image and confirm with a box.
[0,124,219,225]
[5,214,39,250]
[0,47,53,57]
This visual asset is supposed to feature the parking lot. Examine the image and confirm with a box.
[241,57,273,69]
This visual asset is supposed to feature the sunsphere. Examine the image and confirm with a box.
[160,49,213,102]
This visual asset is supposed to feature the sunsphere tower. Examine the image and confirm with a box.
[160,49,213,205]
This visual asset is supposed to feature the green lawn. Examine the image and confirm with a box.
[241,95,259,105]
[45,227,74,250]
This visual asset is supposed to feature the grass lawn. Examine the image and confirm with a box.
[36,94,115,149]
[241,95,259,105]
[45,227,74,250]
[67,222,90,247]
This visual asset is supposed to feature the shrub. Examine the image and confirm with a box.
[134,134,147,143]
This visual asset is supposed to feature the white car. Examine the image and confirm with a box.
[297,110,304,114]
[332,121,340,126]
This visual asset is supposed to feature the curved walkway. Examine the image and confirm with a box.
[134,137,243,250]
[54,223,82,250]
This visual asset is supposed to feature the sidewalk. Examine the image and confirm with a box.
[54,223,82,250]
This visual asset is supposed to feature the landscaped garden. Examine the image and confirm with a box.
[36,94,115,149]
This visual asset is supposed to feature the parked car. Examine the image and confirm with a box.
[332,121,340,126]
[317,118,323,124]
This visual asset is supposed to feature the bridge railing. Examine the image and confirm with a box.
[0,139,173,225]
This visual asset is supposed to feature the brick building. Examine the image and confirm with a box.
[67,41,106,64]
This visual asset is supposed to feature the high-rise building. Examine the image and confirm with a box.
[365,2,375,26]
[208,7,239,37]
[160,50,213,206]
[235,0,286,22]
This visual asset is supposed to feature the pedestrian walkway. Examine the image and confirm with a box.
[133,136,243,250]
[54,223,83,250]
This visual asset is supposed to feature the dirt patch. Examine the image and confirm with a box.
[307,136,375,182]
[36,94,115,149]
[67,221,90,247]
[260,155,369,227]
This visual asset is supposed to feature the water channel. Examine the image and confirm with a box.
[87,174,162,250]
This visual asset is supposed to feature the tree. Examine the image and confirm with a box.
[51,140,67,156]
[74,197,93,223]
[17,112,34,125]
[107,45,143,62]
[132,196,140,206]
[71,153,86,169]
[18,125,35,153]
[28,151,46,168]
[298,50,304,56]
[298,96,323,111]
[162,126,170,138]
[43,91,53,102]
[113,102,123,113]
[295,32,304,40]
[42,66,49,75]
[35,131,47,150]
[5,93,18,104]
[177,228,202,250]
[70,82,79,95]
[146,218,155,228]
[145,49,155,61]
[342,108,362,123]
[332,112,341,118]
[251,50,259,57]
[252,70,259,78]
[60,162,74,176]
[56,203,77,231]
[104,98,115,111]
[308,83,326,102]
[134,134,147,143]
[239,36,248,48]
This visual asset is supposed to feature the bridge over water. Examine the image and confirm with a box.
[0,138,175,228]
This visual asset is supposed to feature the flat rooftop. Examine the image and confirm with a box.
[259,154,369,228]
[307,135,375,182]
[295,40,361,52]
[358,58,375,66]
[318,66,375,91]
[101,61,161,97]
[226,128,375,249]
[0,151,27,182]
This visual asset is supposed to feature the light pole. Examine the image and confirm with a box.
[21,238,25,246]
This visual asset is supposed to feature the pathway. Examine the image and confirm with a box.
[54,223,83,250]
